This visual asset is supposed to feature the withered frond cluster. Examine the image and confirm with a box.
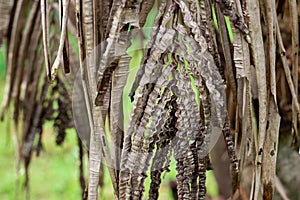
[0,0,299,200]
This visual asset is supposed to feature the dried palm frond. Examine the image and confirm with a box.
[0,0,81,197]
[1,0,299,200]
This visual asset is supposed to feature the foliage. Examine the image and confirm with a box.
[0,0,299,200]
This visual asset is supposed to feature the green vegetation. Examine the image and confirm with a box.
[0,130,80,200]
[0,43,6,78]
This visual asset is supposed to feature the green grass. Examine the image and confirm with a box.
[0,124,83,200]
